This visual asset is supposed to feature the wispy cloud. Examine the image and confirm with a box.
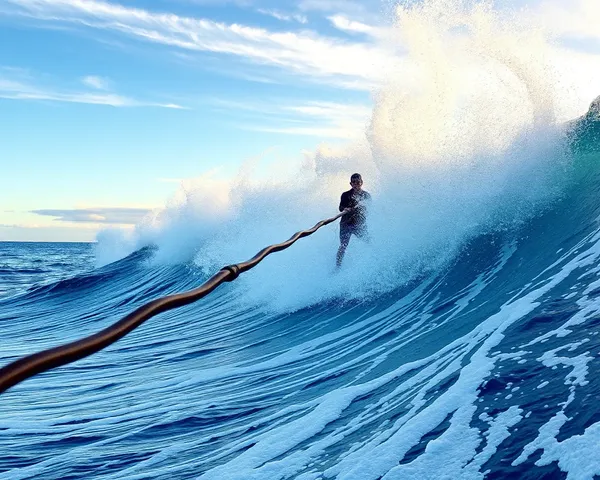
[0,67,185,108]
[327,15,375,36]
[210,97,371,138]
[31,207,152,224]
[0,223,107,242]
[260,101,370,138]
[2,0,395,90]
[284,101,371,119]
[81,75,111,90]
[257,9,307,24]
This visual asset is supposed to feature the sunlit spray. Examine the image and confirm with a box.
[96,0,574,312]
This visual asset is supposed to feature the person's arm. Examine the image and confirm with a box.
[339,192,349,212]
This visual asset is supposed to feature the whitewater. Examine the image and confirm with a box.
[3,0,600,478]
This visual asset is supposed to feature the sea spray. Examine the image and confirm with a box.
[95,0,573,312]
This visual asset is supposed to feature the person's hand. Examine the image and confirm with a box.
[342,207,353,214]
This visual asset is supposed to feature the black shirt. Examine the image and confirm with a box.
[339,189,371,227]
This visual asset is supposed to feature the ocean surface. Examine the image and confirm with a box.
[3,0,600,474]
[1,106,600,479]
[0,243,95,300]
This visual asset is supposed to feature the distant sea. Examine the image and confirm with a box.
[0,242,95,299]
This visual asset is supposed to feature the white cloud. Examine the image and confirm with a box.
[2,0,598,116]
[0,67,185,108]
[257,9,307,24]
[284,101,371,123]
[327,15,375,35]
[0,87,184,108]
[0,223,103,242]
[31,207,152,224]
[81,75,111,90]
[210,97,372,138]
[2,0,395,90]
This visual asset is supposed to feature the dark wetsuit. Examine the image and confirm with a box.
[339,189,371,246]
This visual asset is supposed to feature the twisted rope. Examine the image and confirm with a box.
[0,211,344,394]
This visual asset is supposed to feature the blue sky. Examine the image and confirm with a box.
[1,0,599,242]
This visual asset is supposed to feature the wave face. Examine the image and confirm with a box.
[2,134,600,479]
[3,1,600,478]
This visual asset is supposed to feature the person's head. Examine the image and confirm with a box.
[350,173,363,191]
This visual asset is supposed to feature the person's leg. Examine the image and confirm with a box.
[337,226,352,267]
[336,243,347,268]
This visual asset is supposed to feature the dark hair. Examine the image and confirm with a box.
[350,173,362,181]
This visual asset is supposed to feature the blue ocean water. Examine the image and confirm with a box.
[0,242,95,300]
[2,0,600,463]
[1,104,600,479]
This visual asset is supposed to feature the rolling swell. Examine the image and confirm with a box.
[2,131,600,478]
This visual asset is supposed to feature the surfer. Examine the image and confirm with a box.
[336,173,371,268]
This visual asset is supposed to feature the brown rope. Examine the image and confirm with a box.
[0,212,344,394]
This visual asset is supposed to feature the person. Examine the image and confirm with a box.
[336,173,371,267]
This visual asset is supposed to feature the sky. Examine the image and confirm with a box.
[1,0,600,242]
